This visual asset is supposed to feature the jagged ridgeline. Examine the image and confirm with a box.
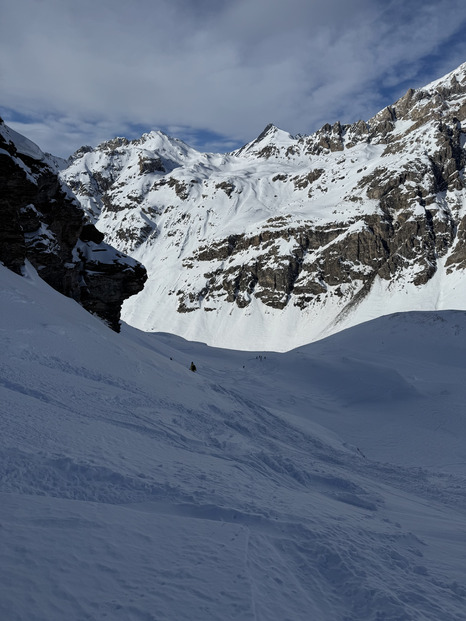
[59,63,466,347]
[0,120,147,331]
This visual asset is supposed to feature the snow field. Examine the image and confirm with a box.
[1,264,466,620]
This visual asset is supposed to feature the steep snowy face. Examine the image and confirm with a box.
[61,63,466,349]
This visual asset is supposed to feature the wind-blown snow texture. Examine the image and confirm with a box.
[1,262,465,620]
[61,62,466,351]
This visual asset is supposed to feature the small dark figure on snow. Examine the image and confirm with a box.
[190,361,197,372]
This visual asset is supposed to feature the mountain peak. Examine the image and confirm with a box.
[130,129,199,156]
[233,123,295,158]
[256,123,279,139]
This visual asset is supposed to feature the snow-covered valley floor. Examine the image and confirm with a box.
[1,264,465,620]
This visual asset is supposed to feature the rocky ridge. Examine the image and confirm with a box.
[60,62,466,349]
[0,120,147,331]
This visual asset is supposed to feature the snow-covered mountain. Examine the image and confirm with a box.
[2,261,466,621]
[61,62,466,350]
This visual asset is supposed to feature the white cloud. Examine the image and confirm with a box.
[1,0,465,156]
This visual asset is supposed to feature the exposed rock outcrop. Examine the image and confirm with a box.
[171,64,465,313]
[0,119,147,331]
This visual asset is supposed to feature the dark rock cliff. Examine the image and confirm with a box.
[0,118,147,331]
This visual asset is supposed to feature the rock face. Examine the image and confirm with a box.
[0,120,147,331]
[60,62,466,349]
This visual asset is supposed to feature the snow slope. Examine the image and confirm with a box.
[1,263,466,620]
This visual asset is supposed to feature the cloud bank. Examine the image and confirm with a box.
[1,0,465,156]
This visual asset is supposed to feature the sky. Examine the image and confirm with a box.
[1,0,466,158]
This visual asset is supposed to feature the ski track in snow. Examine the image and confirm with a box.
[1,265,466,620]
